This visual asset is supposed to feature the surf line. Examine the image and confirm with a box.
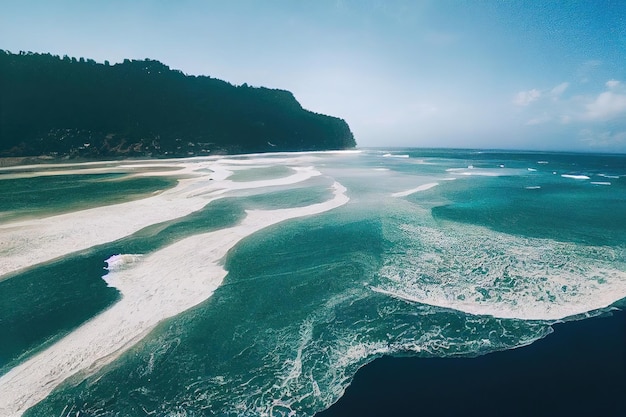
[0,160,321,280]
[0,182,349,417]
[391,182,439,197]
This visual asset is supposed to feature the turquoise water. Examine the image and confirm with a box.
[0,173,177,222]
[1,150,625,416]
[0,185,333,374]
[228,165,295,182]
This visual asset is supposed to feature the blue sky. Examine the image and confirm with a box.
[1,0,625,152]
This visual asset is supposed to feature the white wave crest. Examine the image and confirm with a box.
[382,153,409,158]
[104,254,143,272]
[391,183,439,197]
[377,222,626,321]
[561,174,590,180]
[445,167,526,177]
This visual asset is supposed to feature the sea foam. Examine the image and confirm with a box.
[0,181,349,417]
[0,159,321,279]
[377,221,626,321]
[382,153,410,158]
[391,183,439,197]
[445,167,526,177]
[561,174,590,180]
[103,254,143,273]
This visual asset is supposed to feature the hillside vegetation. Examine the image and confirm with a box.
[0,50,355,158]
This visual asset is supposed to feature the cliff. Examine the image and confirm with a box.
[0,50,356,158]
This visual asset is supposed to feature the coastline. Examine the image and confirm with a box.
[317,309,626,417]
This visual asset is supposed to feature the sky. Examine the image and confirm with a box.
[1,0,626,152]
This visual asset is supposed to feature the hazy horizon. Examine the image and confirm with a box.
[2,0,625,153]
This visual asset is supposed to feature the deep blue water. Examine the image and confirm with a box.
[319,308,626,417]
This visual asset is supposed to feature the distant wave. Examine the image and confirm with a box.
[446,167,526,177]
[392,183,439,197]
[561,174,590,180]
[382,153,410,158]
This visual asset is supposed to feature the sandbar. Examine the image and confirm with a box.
[0,182,348,416]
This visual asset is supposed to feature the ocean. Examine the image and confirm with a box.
[0,149,624,416]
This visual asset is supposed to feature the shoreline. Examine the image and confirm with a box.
[0,148,360,169]
[317,309,626,417]
[0,160,321,279]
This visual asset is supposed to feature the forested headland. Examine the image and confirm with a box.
[0,50,356,159]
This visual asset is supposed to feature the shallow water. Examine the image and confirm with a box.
[0,173,177,222]
[0,149,624,416]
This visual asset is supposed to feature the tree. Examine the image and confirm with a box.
[0,51,356,158]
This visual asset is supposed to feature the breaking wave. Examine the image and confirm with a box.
[561,174,590,180]
[377,215,626,321]
[104,254,143,272]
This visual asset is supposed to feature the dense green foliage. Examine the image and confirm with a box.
[0,50,355,158]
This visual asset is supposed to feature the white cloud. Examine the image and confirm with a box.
[585,90,626,120]
[516,82,570,125]
[550,82,569,97]
[515,80,626,132]
[606,79,621,89]
[514,82,568,107]
[513,89,541,106]
[579,129,626,148]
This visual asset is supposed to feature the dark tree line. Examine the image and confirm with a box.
[0,50,356,158]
